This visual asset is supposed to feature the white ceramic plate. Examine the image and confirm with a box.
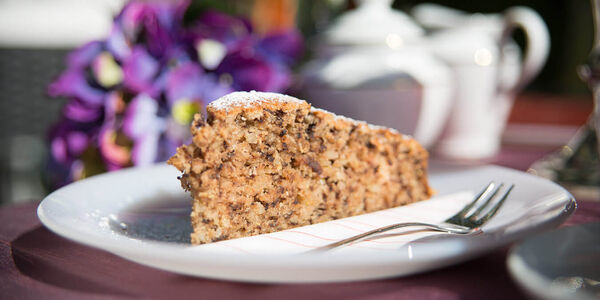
[38,164,575,283]
[508,223,600,300]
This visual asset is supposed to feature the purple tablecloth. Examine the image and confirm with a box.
[1,145,598,299]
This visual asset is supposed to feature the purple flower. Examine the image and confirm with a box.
[46,0,303,188]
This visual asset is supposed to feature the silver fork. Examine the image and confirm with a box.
[312,182,514,252]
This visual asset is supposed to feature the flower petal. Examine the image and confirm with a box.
[166,62,232,105]
[48,119,94,165]
[257,30,304,66]
[122,47,160,94]
[67,41,103,68]
[165,62,203,105]
[122,94,162,139]
[106,26,131,61]
[217,50,291,92]
[66,131,89,157]
[48,70,106,105]
[189,10,252,49]
[62,99,103,123]
[131,131,160,166]
[51,136,68,164]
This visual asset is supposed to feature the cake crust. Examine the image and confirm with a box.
[168,91,433,244]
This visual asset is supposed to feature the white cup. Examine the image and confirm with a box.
[415,5,550,159]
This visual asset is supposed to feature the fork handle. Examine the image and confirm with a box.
[314,222,473,251]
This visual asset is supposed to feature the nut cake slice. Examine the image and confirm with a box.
[168,91,433,244]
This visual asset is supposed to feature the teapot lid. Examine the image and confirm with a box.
[321,0,424,46]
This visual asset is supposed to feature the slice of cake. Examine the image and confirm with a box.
[168,91,433,244]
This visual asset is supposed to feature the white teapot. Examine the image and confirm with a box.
[412,4,550,159]
[300,0,453,148]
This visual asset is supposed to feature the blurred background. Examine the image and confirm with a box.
[0,0,595,206]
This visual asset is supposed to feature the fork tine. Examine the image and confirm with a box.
[475,184,514,223]
[465,183,505,220]
[451,182,495,220]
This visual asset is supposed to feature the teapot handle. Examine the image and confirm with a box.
[500,6,550,94]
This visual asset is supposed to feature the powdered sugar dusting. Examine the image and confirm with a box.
[208,91,305,111]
